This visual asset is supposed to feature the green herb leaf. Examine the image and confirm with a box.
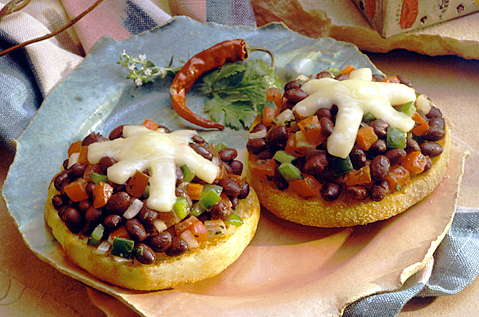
[204,95,257,130]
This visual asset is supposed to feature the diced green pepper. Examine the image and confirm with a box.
[111,237,135,259]
[325,67,340,77]
[142,185,150,199]
[387,127,407,149]
[200,184,223,209]
[331,156,354,174]
[87,223,105,247]
[190,201,206,217]
[180,165,196,182]
[363,112,376,122]
[91,172,108,184]
[273,150,296,164]
[173,196,190,220]
[213,143,227,153]
[397,101,416,117]
[225,212,244,227]
[278,163,303,182]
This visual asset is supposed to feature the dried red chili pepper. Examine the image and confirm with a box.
[169,39,274,130]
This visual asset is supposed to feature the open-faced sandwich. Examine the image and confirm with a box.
[46,120,260,290]
[245,66,450,227]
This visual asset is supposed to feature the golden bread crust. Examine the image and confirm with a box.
[245,126,450,228]
[45,184,260,290]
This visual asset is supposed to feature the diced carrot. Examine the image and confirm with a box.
[92,181,114,208]
[411,112,430,136]
[356,126,378,151]
[142,119,159,130]
[284,132,300,156]
[384,76,400,83]
[126,169,150,198]
[263,104,280,128]
[401,151,427,174]
[191,221,207,243]
[64,179,89,202]
[385,165,410,192]
[157,210,181,227]
[340,64,356,76]
[77,145,89,165]
[187,183,204,201]
[266,87,283,109]
[294,131,326,156]
[344,165,372,186]
[68,140,82,157]
[109,226,130,241]
[226,174,243,186]
[215,164,227,181]
[251,158,276,178]
[297,116,322,143]
[289,174,321,198]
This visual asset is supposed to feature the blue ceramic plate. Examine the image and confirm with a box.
[2,16,405,313]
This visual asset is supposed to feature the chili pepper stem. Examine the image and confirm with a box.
[246,45,276,70]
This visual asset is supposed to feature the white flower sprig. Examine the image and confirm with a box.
[118,50,181,86]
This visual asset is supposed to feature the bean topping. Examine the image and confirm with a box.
[246,138,267,155]
[420,141,443,157]
[148,231,172,253]
[106,192,131,215]
[346,186,369,200]
[218,148,237,162]
[126,219,148,242]
[421,127,445,141]
[370,155,390,181]
[385,148,407,166]
[165,237,188,257]
[321,182,341,201]
[134,243,156,264]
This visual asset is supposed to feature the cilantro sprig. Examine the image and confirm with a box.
[199,60,282,130]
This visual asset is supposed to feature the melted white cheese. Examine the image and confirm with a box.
[87,126,219,212]
[293,68,416,158]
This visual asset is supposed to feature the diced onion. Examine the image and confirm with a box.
[68,152,80,168]
[123,198,144,219]
[180,230,199,249]
[95,241,111,254]
[226,224,237,236]
[415,94,432,115]
[114,256,131,263]
[248,129,267,140]
[204,219,227,239]
[212,156,220,166]
[153,219,167,232]
[274,109,294,126]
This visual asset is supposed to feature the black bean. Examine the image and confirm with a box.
[238,182,250,200]
[62,159,69,170]
[211,200,232,221]
[257,149,274,160]
[103,214,122,231]
[251,122,267,134]
[315,108,332,119]
[302,153,329,178]
[420,141,443,158]
[406,138,421,153]
[334,73,349,81]
[321,182,341,201]
[109,125,124,140]
[62,207,83,233]
[246,138,267,155]
[422,127,445,141]
[284,79,302,91]
[191,134,206,143]
[283,88,308,103]
[54,170,69,191]
[229,160,243,175]
[230,196,239,209]
[138,205,158,232]
[426,107,442,119]
[385,148,407,166]
[67,163,86,180]
[85,206,102,223]
[220,161,234,174]
[218,148,237,162]
[428,117,445,130]
[157,125,171,133]
[316,71,333,79]
[265,126,290,151]
[126,218,147,242]
[369,119,388,139]
[134,243,156,264]
[372,74,387,82]
[368,139,387,154]
[78,199,92,213]
[190,143,213,160]
[52,195,64,210]
[397,74,413,87]
[148,231,172,253]
[346,186,369,200]
[350,146,367,170]
[85,182,96,198]
[82,132,106,146]
[218,177,242,197]
[165,237,188,257]
[423,156,433,172]
[320,117,334,137]
[99,157,116,173]
[370,155,390,181]
[370,181,389,201]
[106,192,131,214]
